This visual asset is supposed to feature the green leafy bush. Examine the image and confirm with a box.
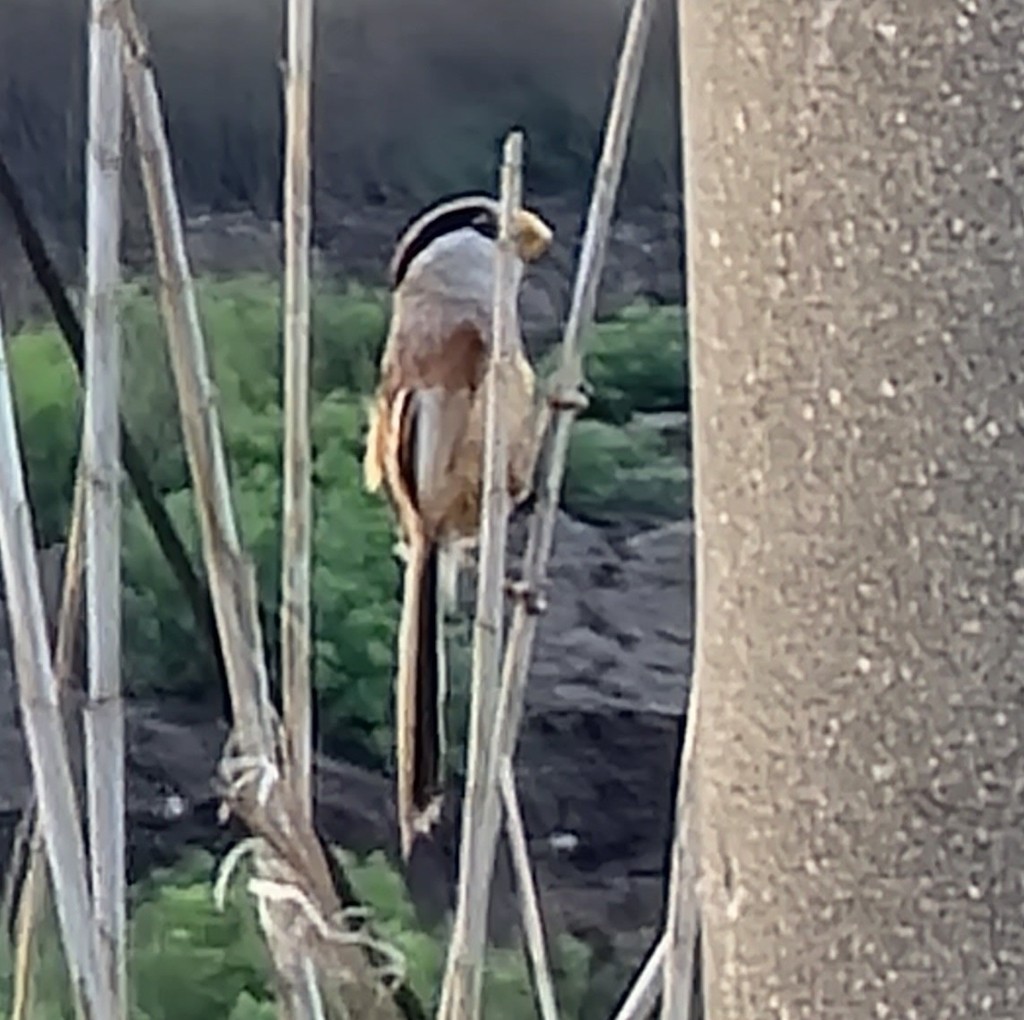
[0,847,598,1019]
[579,300,688,425]
[7,323,81,544]
[122,359,399,762]
[563,416,689,526]
[336,848,594,1018]
[311,283,390,396]
[549,300,690,524]
[120,488,206,693]
[129,851,273,1020]
[225,993,278,1020]
[309,392,401,756]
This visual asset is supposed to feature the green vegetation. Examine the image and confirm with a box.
[561,302,690,525]
[0,847,601,1019]
[337,848,595,1017]
[8,275,687,764]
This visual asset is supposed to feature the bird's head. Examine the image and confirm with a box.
[510,207,555,263]
[389,193,554,289]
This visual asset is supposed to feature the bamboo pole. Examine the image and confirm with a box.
[119,11,271,756]
[10,833,44,1020]
[0,306,113,1018]
[437,130,523,1020]
[660,804,700,1020]
[83,1,126,1014]
[438,0,656,1014]
[611,935,667,1020]
[281,0,315,821]
[116,7,408,1015]
[499,758,559,1020]
[491,0,655,757]
[12,464,89,1020]
[613,710,702,1019]
[660,0,701,1010]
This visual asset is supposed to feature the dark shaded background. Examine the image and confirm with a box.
[1,0,680,277]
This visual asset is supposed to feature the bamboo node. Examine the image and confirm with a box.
[506,577,548,615]
[215,846,407,995]
[114,0,149,62]
[219,748,281,809]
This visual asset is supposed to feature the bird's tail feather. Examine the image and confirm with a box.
[396,537,446,860]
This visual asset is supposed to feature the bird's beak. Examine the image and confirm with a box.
[512,208,554,262]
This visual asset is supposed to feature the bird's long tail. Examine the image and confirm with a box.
[395,535,446,860]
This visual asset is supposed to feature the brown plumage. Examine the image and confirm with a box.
[364,194,554,859]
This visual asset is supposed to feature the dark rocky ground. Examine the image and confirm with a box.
[0,510,693,985]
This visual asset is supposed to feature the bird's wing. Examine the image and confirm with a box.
[374,296,489,536]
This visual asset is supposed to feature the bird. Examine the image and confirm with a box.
[363,193,554,860]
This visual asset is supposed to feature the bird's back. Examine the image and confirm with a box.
[368,224,535,537]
